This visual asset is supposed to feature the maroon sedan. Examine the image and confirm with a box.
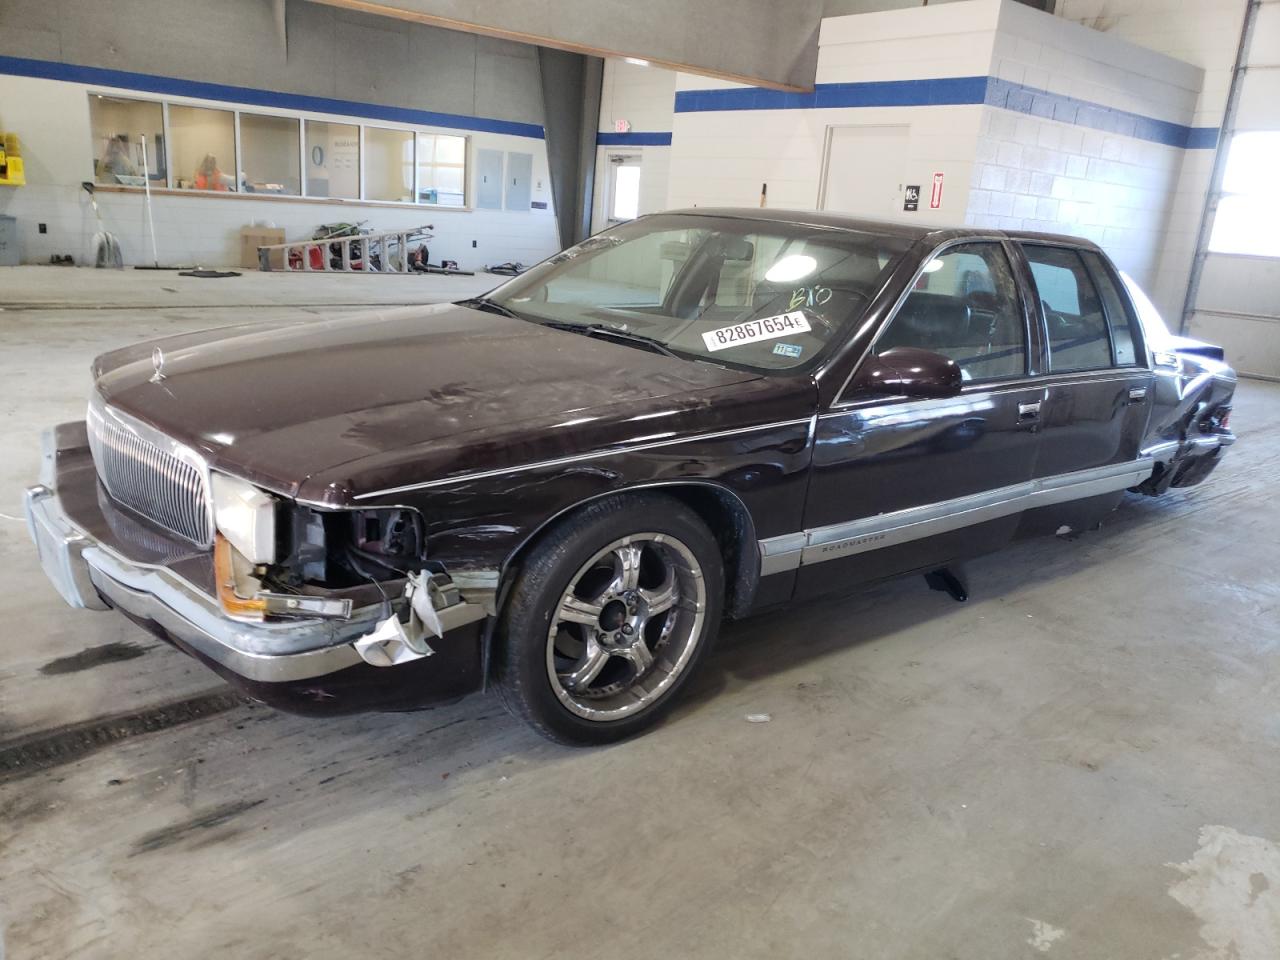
[27,210,1236,743]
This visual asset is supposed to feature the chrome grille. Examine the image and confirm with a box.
[87,396,212,547]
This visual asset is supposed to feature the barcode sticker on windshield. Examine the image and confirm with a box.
[702,312,811,352]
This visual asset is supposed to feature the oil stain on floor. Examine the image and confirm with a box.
[38,641,149,675]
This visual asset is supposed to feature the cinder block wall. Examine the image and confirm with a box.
[968,0,1206,313]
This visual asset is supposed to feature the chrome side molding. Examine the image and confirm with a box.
[758,458,1153,575]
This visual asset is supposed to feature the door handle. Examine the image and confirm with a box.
[1128,386,1147,402]
[1018,401,1041,420]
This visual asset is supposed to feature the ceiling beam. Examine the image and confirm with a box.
[304,0,815,92]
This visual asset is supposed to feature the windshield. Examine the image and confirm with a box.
[487,214,913,372]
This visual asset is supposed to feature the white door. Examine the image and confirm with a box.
[606,153,642,224]
[819,125,910,218]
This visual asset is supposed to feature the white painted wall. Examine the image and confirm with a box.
[590,59,676,234]
[665,1,1001,222]
[0,73,561,270]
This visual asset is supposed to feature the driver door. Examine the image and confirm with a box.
[797,240,1044,597]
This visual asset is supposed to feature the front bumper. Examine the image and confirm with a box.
[26,424,491,711]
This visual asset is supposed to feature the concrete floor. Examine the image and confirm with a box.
[2,265,1279,959]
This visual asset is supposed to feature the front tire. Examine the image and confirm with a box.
[495,493,724,745]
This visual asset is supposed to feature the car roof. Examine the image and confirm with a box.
[656,207,1102,251]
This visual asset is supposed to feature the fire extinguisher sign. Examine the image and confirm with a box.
[929,172,944,209]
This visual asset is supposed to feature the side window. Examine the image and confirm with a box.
[1081,251,1144,366]
[876,243,1026,382]
[1022,246,1112,373]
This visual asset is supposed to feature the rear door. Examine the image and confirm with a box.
[795,239,1044,597]
[1014,243,1155,522]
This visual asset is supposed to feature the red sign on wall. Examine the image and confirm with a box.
[929,172,944,209]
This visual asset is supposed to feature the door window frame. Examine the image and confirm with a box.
[1016,240,1151,375]
[831,237,1036,408]
[1079,250,1149,370]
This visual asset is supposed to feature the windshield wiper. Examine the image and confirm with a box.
[459,296,520,319]
[579,323,681,359]
[495,312,682,359]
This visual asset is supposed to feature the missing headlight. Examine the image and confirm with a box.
[275,506,426,589]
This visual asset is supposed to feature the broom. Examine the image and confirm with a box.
[82,181,123,269]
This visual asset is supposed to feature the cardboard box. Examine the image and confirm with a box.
[240,226,285,270]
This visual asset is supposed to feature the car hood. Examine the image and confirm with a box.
[93,303,763,498]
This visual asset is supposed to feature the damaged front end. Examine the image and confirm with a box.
[28,420,496,715]
[214,492,501,678]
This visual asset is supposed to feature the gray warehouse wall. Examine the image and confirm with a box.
[0,0,545,127]
[302,0,822,92]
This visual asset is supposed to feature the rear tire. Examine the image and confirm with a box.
[494,493,724,745]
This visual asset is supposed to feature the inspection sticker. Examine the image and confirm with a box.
[773,343,803,359]
[702,311,811,352]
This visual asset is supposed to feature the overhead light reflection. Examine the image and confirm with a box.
[764,254,818,284]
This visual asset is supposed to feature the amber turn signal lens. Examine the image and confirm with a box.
[214,533,267,620]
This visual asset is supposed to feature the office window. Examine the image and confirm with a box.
[417,133,466,206]
[89,95,164,187]
[239,114,300,195]
[169,105,237,191]
[1209,132,1280,258]
[306,121,360,199]
[1023,245,1113,372]
[365,127,414,202]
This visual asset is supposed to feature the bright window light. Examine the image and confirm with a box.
[1208,131,1280,258]
[764,254,817,283]
[612,165,641,220]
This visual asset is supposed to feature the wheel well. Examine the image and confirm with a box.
[500,483,760,620]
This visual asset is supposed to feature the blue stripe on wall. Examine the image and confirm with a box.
[984,77,1210,150]
[1184,126,1220,150]
[596,131,673,146]
[0,55,546,139]
[675,75,1219,150]
[674,76,989,113]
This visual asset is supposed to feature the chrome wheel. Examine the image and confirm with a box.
[546,533,707,721]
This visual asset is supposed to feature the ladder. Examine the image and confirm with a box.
[256,224,434,273]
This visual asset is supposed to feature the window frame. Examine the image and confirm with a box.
[85,91,472,210]
[87,94,167,188]
[166,101,240,194]
[1079,250,1148,370]
[236,112,303,198]
[1019,242,1122,375]
[864,238,1034,386]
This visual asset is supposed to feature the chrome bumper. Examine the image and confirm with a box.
[25,481,488,683]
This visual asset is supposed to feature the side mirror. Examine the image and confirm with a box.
[851,346,963,399]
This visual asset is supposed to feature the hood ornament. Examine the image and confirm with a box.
[150,347,167,384]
